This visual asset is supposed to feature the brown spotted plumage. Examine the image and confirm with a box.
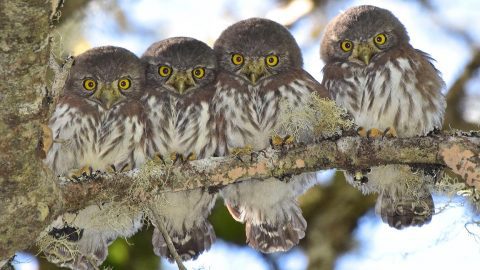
[321,5,445,229]
[213,18,328,253]
[141,37,218,261]
[43,46,147,269]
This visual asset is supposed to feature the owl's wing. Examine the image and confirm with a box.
[150,190,217,261]
[45,96,100,176]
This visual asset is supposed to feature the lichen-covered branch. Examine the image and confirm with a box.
[60,133,480,212]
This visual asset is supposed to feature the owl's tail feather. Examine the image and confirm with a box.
[152,221,216,262]
[227,202,307,253]
[376,190,434,230]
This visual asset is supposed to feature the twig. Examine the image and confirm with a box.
[148,203,187,270]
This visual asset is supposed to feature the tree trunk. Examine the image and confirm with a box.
[0,1,61,259]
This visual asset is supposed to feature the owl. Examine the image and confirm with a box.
[213,18,329,252]
[320,5,446,229]
[42,46,147,269]
[141,37,218,261]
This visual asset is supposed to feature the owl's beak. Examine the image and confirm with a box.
[93,84,124,110]
[355,43,375,65]
[241,59,266,84]
[166,71,195,94]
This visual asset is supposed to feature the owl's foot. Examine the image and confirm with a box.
[270,135,295,149]
[231,145,253,162]
[231,145,253,156]
[169,152,196,164]
[357,127,383,138]
[383,127,398,138]
[169,152,182,164]
[67,166,93,180]
[107,163,132,173]
[353,169,371,184]
[186,152,197,161]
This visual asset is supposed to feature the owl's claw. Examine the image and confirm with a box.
[270,135,295,150]
[357,127,383,138]
[366,128,383,138]
[270,135,284,147]
[169,152,182,164]
[67,166,93,180]
[186,152,197,161]
[231,145,253,162]
[383,127,398,138]
[353,168,371,184]
[153,153,167,165]
[108,163,132,173]
[357,127,367,137]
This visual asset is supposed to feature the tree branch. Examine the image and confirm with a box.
[59,133,480,213]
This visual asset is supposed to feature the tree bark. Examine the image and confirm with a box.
[0,1,62,259]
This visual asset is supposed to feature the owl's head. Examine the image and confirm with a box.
[320,5,409,66]
[65,46,145,109]
[214,18,303,85]
[142,37,217,95]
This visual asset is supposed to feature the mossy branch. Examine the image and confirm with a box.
[59,132,480,212]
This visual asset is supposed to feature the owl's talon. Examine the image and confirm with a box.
[231,145,253,156]
[169,152,183,164]
[383,127,398,138]
[357,127,367,137]
[67,166,92,180]
[119,163,132,172]
[353,169,370,184]
[186,152,197,161]
[153,153,167,165]
[107,165,116,173]
[366,128,383,138]
[283,135,295,146]
[270,135,284,147]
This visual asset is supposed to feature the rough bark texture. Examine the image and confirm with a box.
[0,1,61,259]
[58,133,480,212]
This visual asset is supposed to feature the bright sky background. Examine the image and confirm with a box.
[13,0,480,269]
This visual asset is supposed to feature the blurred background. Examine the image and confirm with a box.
[13,0,480,269]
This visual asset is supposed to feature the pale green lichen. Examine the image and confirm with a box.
[273,93,354,143]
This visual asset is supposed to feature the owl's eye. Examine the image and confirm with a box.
[83,79,97,91]
[374,33,387,45]
[265,55,279,67]
[158,65,172,77]
[118,78,131,90]
[231,54,244,65]
[340,40,353,52]
[192,67,205,79]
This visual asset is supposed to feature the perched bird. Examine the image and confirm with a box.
[213,18,329,252]
[320,5,446,229]
[43,46,147,269]
[141,37,218,261]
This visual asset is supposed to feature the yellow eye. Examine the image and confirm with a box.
[83,79,97,91]
[340,40,353,52]
[265,55,279,67]
[192,67,205,79]
[118,78,131,90]
[374,33,387,45]
[231,54,244,65]
[158,65,172,77]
